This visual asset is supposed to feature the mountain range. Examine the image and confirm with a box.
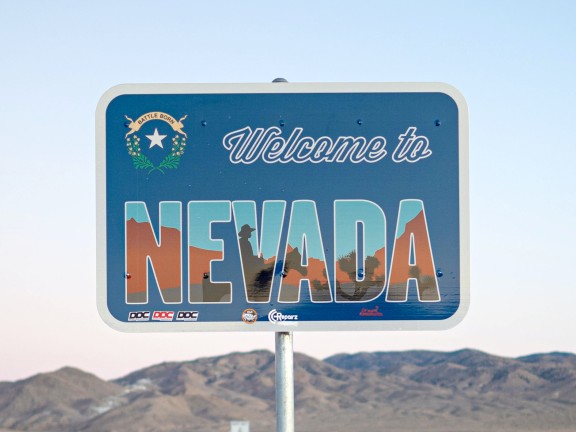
[0,349,575,432]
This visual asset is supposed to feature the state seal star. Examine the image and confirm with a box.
[146,128,167,149]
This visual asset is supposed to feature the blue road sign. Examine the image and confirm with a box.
[96,83,469,331]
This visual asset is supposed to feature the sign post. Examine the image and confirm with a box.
[271,78,295,432]
[275,331,294,432]
[97,81,468,431]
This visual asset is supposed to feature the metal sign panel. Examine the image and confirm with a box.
[96,82,469,332]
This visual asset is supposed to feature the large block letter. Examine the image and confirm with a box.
[335,200,386,302]
[188,201,232,303]
[386,200,440,302]
[278,200,332,303]
[125,202,182,304]
[233,200,285,303]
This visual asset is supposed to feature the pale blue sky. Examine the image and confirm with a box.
[0,0,574,381]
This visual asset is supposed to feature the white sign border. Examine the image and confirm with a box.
[96,82,469,333]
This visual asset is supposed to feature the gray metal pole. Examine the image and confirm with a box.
[272,77,294,432]
[275,331,294,432]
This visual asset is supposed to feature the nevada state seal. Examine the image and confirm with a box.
[124,111,187,174]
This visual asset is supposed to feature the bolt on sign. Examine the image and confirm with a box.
[96,83,469,332]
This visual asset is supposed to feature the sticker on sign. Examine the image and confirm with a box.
[96,82,469,332]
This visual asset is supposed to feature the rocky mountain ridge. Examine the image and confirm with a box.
[0,349,575,432]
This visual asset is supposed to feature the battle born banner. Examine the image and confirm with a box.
[96,83,469,332]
